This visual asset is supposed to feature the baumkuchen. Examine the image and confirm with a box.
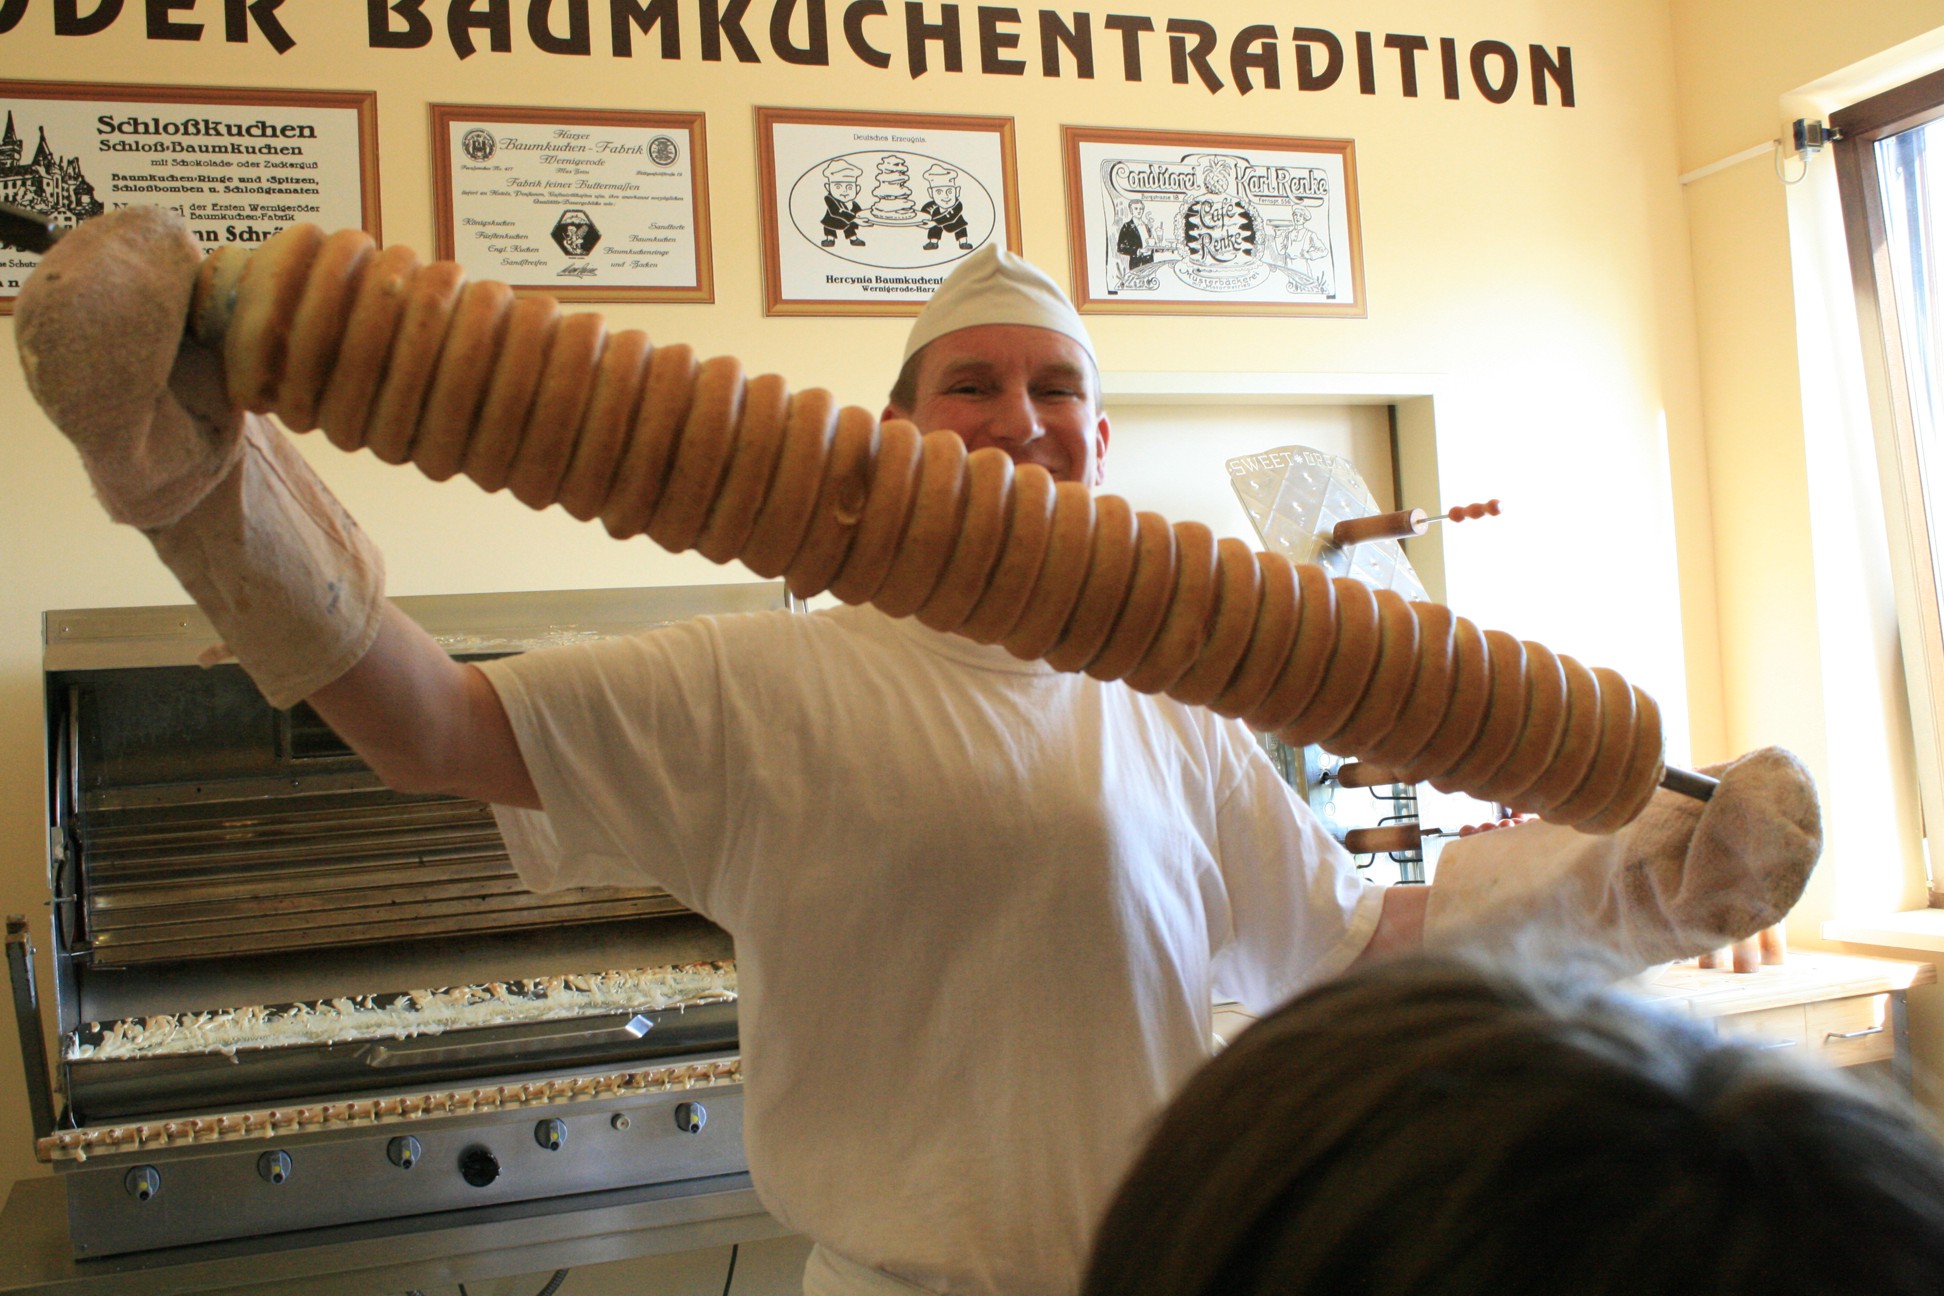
[185,225,1662,833]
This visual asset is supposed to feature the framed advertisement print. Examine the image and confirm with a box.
[0,80,377,313]
[756,106,1020,316]
[1061,126,1365,317]
[431,104,712,302]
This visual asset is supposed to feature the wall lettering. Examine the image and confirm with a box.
[3,1,1579,107]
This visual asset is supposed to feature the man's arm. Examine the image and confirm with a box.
[1354,885,1427,966]
[14,208,540,812]
[306,601,541,809]
[1418,749,1819,975]
[1349,819,1533,967]
[1348,745,1820,979]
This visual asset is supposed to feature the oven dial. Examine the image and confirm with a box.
[124,1166,161,1201]
[258,1150,292,1185]
[459,1144,500,1188]
[534,1119,568,1151]
[674,1101,708,1134]
[388,1135,422,1169]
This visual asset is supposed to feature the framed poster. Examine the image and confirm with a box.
[1062,126,1365,317]
[756,106,1020,316]
[0,80,377,314]
[431,104,712,303]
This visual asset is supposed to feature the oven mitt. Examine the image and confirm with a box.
[1423,747,1820,975]
[14,204,244,529]
[14,205,384,709]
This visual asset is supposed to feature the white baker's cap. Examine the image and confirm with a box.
[901,244,1095,365]
[822,159,862,181]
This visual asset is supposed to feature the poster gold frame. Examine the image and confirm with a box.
[0,78,379,314]
[755,105,1021,318]
[1060,124,1366,319]
[429,102,713,304]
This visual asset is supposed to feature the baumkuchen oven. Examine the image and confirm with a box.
[6,583,788,1259]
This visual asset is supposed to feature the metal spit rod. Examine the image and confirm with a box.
[0,201,62,252]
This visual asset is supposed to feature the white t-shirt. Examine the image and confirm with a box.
[480,603,1381,1295]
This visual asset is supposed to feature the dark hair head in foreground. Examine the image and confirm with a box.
[1083,954,1944,1296]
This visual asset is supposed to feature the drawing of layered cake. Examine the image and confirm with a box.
[869,154,921,225]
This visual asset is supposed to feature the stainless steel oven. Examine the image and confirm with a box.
[8,583,787,1259]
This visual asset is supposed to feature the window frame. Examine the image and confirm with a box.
[1834,67,1944,904]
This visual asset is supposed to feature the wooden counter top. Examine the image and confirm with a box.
[1629,950,1935,1019]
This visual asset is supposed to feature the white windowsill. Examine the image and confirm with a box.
[1824,909,1944,956]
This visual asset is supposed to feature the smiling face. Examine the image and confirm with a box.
[829,180,859,201]
[886,324,1111,486]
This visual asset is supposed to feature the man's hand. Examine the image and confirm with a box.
[1423,747,1821,975]
[15,206,384,710]
[14,205,242,529]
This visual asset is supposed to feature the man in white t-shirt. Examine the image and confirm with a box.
[15,210,1819,1296]
[465,246,1393,1293]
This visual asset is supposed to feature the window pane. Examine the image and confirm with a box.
[1878,120,1944,590]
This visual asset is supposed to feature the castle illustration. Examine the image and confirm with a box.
[0,112,105,229]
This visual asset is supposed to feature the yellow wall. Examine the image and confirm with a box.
[0,0,1728,1210]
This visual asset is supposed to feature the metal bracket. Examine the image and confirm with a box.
[1792,118,1838,155]
[6,914,58,1141]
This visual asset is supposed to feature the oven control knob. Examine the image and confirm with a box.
[534,1119,568,1152]
[124,1166,161,1202]
[388,1135,422,1170]
[674,1101,708,1135]
[257,1150,293,1185]
[459,1144,500,1188]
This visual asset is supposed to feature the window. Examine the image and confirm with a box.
[1835,68,1944,903]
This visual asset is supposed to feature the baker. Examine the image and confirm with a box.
[820,158,867,248]
[13,209,1820,1296]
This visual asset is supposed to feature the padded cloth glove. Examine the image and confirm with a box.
[149,415,385,709]
[14,205,244,530]
[14,205,384,708]
[1423,747,1821,975]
